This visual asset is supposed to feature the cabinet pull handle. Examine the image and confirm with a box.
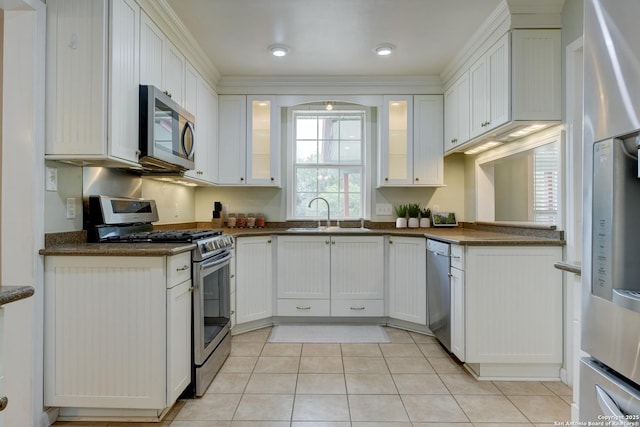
[230,274,235,279]
[325,240,330,244]
[350,306,365,311]
[267,239,272,244]
[176,265,190,271]
[231,310,235,315]
[331,241,336,245]
[448,273,453,278]
[0,396,8,412]
[296,306,311,310]
[188,286,195,292]
[164,90,172,98]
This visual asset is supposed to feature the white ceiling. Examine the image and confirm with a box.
[166,0,504,79]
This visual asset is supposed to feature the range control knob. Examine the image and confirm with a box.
[205,240,215,251]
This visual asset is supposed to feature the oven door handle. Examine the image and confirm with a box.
[198,251,232,271]
[596,384,628,419]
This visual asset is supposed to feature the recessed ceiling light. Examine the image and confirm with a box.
[375,44,395,56]
[269,45,289,57]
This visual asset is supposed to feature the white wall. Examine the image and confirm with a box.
[194,154,467,223]
[2,3,46,426]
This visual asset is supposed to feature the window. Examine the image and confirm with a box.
[532,142,559,223]
[291,109,365,219]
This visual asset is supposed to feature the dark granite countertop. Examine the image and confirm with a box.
[39,242,195,256]
[0,285,35,306]
[226,227,565,246]
[40,222,564,256]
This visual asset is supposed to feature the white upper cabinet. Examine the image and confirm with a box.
[379,95,444,187]
[247,96,281,186]
[469,33,510,139]
[45,0,141,165]
[184,73,218,184]
[139,11,163,91]
[217,95,281,186]
[445,28,561,153]
[217,95,247,184]
[413,95,444,186]
[444,71,470,151]
[139,10,186,108]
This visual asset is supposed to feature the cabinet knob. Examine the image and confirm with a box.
[325,240,330,244]
[0,396,7,412]
[230,274,235,279]
[164,90,172,98]
[240,177,244,181]
[270,177,275,181]
[331,241,336,245]
[389,240,393,244]
[415,177,419,181]
[267,239,272,244]
[385,177,389,181]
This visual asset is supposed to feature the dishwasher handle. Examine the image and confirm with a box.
[428,249,459,259]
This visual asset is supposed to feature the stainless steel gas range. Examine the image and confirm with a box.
[85,195,233,397]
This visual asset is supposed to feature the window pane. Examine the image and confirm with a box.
[296,168,318,192]
[320,140,340,163]
[296,140,318,163]
[340,116,362,140]
[296,117,318,139]
[318,116,339,140]
[339,141,361,163]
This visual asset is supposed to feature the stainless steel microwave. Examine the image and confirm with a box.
[139,85,195,172]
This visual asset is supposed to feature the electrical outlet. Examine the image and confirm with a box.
[46,167,58,192]
[375,203,393,216]
[66,198,76,219]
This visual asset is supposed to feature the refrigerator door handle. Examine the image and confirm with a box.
[596,385,626,419]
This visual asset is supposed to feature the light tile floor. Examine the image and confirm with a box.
[53,326,572,427]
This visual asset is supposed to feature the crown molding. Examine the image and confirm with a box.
[216,75,443,95]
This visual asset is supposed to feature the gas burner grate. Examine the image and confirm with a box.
[122,229,223,243]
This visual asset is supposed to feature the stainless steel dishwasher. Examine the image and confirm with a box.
[427,238,451,352]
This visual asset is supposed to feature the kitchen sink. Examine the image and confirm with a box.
[286,226,371,233]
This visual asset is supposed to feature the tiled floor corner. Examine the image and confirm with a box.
[53,325,573,427]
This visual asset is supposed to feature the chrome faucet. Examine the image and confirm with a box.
[308,197,331,228]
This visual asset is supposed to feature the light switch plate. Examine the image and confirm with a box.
[66,198,76,219]
[375,203,393,216]
[46,167,58,192]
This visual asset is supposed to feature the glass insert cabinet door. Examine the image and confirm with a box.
[381,95,413,185]
[247,96,280,186]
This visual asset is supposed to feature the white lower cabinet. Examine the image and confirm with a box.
[44,254,192,419]
[235,236,273,324]
[450,265,465,361]
[387,236,427,325]
[459,245,563,378]
[275,235,384,317]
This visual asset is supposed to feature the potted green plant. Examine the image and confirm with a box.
[407,203,421,228]
[420,208,431,228]
[394,204,408,228]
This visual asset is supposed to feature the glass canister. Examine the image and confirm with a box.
[247,213,256,228]
[227,213,236,228]
[236,213,247,228]
[256,213,266,228]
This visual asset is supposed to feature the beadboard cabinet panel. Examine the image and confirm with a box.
[387,236,427,325]
[330,236,384,300]
[235,236,273,324]
[277,236,330,299]
[465,246,563,364]
[44,257,166,409]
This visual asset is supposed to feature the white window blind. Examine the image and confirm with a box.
[532,143,559,224]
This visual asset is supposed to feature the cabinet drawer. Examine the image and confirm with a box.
[277,299,330,316]
[331,299,384,317]
[451,245,464,270]
[167,252,192,288]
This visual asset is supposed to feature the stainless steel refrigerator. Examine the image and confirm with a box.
[581,0,640,422]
